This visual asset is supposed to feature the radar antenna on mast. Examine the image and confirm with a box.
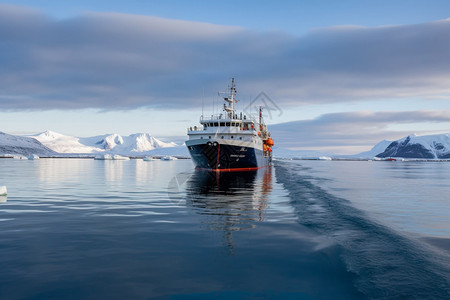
[219,78,237,118]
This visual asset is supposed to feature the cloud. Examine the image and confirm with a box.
[1,4,450,110]
[270,110,450,151]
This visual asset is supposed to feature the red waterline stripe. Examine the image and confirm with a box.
[195,165,269,172]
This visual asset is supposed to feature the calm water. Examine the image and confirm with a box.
[0,158,448,299]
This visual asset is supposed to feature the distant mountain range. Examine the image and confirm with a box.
[1,130,450,159]
[0,131,187,157]
[32,131,177,154]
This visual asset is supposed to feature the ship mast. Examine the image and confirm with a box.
[221,78,236,118]
[259,106,262,126]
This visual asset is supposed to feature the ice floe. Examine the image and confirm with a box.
[0,186,7,196]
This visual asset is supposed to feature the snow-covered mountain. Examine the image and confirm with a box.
[376,133,450,159]
[0,132,57,156]
[32,131,96,153]
[31,131,178,155]
[353,133,450,159]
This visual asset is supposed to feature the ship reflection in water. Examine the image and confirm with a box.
[185,167,273,254]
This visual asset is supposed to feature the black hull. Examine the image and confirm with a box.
[187,142,270,171]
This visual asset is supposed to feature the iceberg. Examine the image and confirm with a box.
[161,156,178,161]
[318,156,332,161]
[94,154,113,160]
[28,154,40,160]
[112,155,130,160]
[143,156,157,161]
[0,186,7,196]
[94,154,129,160]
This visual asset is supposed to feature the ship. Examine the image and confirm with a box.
[186,78,274,171]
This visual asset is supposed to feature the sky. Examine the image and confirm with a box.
[1,1,450,153]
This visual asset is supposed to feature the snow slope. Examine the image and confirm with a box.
[32,131,177,155]
[0,132,57,156]
[33,131,97,153]
[353,140,393,158]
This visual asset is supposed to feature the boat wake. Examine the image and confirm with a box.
[275,161,450,299]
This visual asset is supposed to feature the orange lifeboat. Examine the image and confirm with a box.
[265,138,274,147]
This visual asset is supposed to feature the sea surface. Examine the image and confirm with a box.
[0,158,448,299]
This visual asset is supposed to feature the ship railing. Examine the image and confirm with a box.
[188,126,257,133]
[200,113,257,122]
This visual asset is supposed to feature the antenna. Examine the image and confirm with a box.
[219,78,237,118]
[259,106,262,125]
[231,77,235,114]
[202,87,204,117]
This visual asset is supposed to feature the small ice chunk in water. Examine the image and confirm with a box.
[0,186,7,196]
[318,156,332,161]
[28,154,40,160]
[94,154,113,160]
[161,156,178,161]
[112,155,130,160]
[94,154,129,160]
